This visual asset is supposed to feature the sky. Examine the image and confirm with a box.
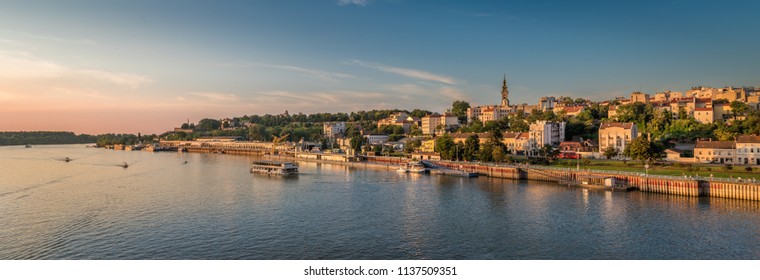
[1,0,759,134]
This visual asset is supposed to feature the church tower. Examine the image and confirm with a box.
[500,74,509,107]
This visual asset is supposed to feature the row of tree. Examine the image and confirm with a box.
[0,131,97,146]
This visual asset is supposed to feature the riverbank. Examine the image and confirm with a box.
[150,145,760,202]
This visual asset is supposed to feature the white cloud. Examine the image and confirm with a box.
[0,29,96,45]
[349,60,457,85]
[337,0,368,7]
[78,70,152,88]
[189,92,239,101]
[0,50,151,87]
[260,64,355,81]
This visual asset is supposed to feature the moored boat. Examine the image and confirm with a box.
[251,160,298,175]
[409,161,426,173]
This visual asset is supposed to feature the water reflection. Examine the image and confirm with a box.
[4,145,760,259]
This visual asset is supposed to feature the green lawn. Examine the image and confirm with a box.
[550,159,759,179]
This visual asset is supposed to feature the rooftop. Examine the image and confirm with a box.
[695,140,735,149]
[599,122,635,130]
[737,135,760,143]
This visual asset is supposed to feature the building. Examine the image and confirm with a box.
[365,134,389,145]
[630,92,650,103]
[559,141,594,153]
[421,113,459,135]
[529,120,566,147]
[502,132,533,155]
[538,96,556,111]
[467,77,537,123]
[598,122,638,158]
[421,139,436,153]
[377,112,416,133]
[556,105,585,117]
[196,136,243,142]
[693,107,714,124]
[736,135,760,165]
[448,132,490,145]
[694,140,736,164]
[323,122,346,139]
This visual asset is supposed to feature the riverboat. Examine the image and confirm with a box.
[250,160,298,175]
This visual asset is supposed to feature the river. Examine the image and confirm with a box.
[2,144,760,259]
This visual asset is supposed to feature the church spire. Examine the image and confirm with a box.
[501,74,509,107]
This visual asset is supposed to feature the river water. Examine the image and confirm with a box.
[2,144,760,259]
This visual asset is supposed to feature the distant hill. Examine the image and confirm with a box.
[0,131,97,146]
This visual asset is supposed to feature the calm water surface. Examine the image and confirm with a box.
[2,144,760,259]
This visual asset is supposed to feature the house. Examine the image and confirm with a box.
[598,122,638,158]
[503,132,534,155]
[694,140,735,164]
[736,135,760,165]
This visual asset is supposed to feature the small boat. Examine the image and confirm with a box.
[409,161,426,173]
[398,161,426,173]
[250,160,298,175]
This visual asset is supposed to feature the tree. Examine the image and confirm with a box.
[678,107,689,120]
[373,145,382,156]
[350,135,365,154]
[404,139,422,153]
[463,134,480,161]
[492,145,507,163]
[408,125,423,136]
[538,145,559,162]
[451,100,470,123]
[197,118,221,131]
[730,100,749,120]
[507,111,529,132]
[623,137,664,164]
[603,146,618,159]
[435,134,456,160]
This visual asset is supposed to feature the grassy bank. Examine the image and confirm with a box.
[548,158,758,179]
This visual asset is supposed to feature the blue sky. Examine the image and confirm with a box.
[1,0,759,134]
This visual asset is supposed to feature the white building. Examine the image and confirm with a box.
[736,135,760,165]
[365,134,389,145]
[323,122,346,139]
[529,120,566,148]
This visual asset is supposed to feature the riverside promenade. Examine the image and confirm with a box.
[433,160,760,201]
[156,141,760,201]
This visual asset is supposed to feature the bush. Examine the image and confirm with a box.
[706,167,712,171]
[582,158,591,166]
[724,164,733,171]
[746,166,754,173]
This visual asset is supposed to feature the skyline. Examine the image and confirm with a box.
[1,0,759,134]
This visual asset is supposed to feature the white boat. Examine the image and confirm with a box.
[409,161,426,173]
[398,161,426,173]
[250,160,298,175]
